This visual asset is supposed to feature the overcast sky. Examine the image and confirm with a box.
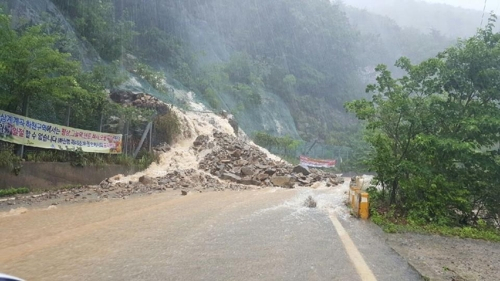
[423,0,500,11]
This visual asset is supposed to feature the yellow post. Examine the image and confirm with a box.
[359,192,370,219]
[350,186,360,209]
[349,178,356,206]
[358,177,364,190]
[349,177,357,188]
[355,176,361,189]
[354,191,361,217]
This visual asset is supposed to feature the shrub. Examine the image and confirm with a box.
[0,145,22,175]
[203,87,221,109]
[154,111,181,145]
[0,187,29,197]
[136,150,160,170]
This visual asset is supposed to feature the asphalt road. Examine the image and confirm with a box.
[0,184,421,281]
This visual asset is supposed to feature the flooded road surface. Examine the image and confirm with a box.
[0,184,420,281]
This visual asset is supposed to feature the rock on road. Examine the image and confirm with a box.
[0,184,421,281]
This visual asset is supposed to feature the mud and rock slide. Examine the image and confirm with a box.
[0,104,342,209]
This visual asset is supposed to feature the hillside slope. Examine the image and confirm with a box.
[0,0,474,149]
[342,0,493,39]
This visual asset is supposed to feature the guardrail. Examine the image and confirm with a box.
[349,176,370,219]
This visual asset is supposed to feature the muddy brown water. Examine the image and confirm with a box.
[0,189,303,280]
[0,184,421,281]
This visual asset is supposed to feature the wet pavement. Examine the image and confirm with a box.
[0,184,421,281]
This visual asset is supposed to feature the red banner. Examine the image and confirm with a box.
[299,155,336,168]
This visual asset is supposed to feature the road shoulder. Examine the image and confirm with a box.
[385,232,500,281]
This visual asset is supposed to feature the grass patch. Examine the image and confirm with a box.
[371,209,500,242]
[30,184,83,194]
[0,187,30,197]
[279,155,300,165]
[135,151,160,170]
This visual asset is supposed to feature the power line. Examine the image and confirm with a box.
[480,0,488,27]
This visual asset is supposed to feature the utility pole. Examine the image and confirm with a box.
[18,97,29,158]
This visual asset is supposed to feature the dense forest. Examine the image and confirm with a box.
[1,0,480,145]
[348,17,500,228]
[344,0,496,39]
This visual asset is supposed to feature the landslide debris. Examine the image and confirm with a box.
[196,131,344,189]
[0,91,343,208]
[98,131,344,195]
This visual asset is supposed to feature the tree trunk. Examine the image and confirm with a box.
[21,95,29,117]
[390,178,398,205]
[125,121,129,156]
[149,122,152,152]
[99,112,103,132]
[66,106,71,126]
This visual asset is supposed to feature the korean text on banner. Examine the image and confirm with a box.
[0,110,122,154]
[300,155,336,168]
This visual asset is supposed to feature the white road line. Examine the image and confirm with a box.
[329,213,378,281]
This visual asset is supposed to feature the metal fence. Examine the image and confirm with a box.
[266,141,352,162]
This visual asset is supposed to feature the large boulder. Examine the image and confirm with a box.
[241,166,254,176]
[109,89,170,115]
[110,89,134,103]
[240,178,261,186]
[228,117,239,135]
[154,142,171,152]
[270,176,295,188]
[221,173,242,183]
[193,135,210,147]
[139,175,155,185]
[293,165,310,176]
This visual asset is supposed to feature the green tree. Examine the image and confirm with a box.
[346,16,500,225]
[283,74,297,92]
[253,132,302,157]
[0,17,88,117]
[52,0,135,61]
[0,10,113,133]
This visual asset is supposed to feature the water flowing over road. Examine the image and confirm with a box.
[0,181,420,281]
